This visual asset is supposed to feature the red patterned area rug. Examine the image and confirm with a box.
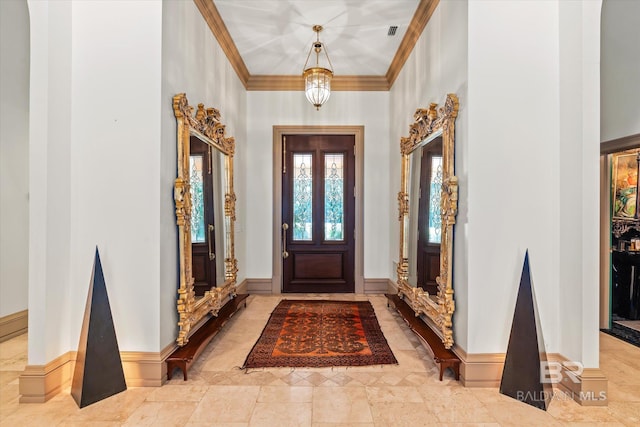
[243,300,397,368]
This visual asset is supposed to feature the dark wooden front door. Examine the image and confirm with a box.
[190,136,217,297]
[416,137,443,295]
[282,135,355,293]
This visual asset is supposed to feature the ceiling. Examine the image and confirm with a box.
[195,0,439,91]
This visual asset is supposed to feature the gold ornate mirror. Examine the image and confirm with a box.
[397,93,459,349]
[173,93,237,346]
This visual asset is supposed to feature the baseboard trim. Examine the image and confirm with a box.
[572,368,608,406]
[387,280,399,294]
[452,347,608,406]
[121,347,172,387]
[363,278,394,294]
[19,345,176,403]
[244,278,272,294]
[19,351,75,403]
[0,309,28,342]
[243,277,394,295]
[453,345,505,388]
[549,353,608,406]
[236,279,248,294]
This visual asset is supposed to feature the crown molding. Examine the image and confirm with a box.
[246,75,390,91]
[194,0,250,88]
[332,76,391,91]
[386,0,440,88]
[600,133,640,154]
[197,0,437,92]
[246,75,303,91]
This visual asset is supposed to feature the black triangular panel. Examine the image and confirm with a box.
[71,247,127,408]
[500,251,553,410]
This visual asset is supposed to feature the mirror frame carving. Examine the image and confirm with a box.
[397,93,459,349]
[173,93,237,346]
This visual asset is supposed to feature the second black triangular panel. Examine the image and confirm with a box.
[71,248,127,408]
[500,251,553,410]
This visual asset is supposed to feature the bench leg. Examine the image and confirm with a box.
[166,361,188,381]
[437,361,461,381]
[167,362,174,381]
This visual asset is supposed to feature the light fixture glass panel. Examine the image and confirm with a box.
[428,156,443,244]
[324,153,344,241]
[293,153,313,241]
[190,155,205,243]
[304,68,332,110]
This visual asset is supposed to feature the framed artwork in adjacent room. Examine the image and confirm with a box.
[612,150,639,219]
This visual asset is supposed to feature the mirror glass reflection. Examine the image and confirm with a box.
[406,137,443,296]
[189,135,227,297]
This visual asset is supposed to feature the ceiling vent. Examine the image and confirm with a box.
[387,26,398,36]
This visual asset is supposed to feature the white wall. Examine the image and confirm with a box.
[161,0,247,347]
[464,0,601,368]
[68,0,164,353]
[389,0,469,350]
[28,0,164,363]
[558,0,602,368]
[0,0,30,317]
[27,0,74,363]
[467,0,562,355]
[26,0,246,362]
[601,0,640,142]
[245,91,390,280]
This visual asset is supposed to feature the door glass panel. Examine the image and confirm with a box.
[293,153,313,241]
[428,156,443,243]
[190,155,206,243]
[324,153,344,241]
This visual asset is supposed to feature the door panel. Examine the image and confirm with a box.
[283,135,355,293]
[293,253,343,279]
[190,136,217,297]
[417,137,443,295]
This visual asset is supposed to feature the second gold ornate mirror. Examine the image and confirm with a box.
[173,93,238,346]
[397,93,459,348]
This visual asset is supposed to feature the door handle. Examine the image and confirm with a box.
[282,223,289,259]
[208,224,215,260]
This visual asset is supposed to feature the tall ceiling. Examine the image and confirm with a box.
[195,0,439,90]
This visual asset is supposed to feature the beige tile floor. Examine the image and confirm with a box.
[0,294,639,426]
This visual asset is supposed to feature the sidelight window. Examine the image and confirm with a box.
[428,156,443,243]
[324,153,344,241]
[293,153,313,241]
[190,155,206,243]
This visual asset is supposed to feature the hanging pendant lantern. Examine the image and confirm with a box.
[303,25,334,110]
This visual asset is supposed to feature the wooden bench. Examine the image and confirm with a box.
[385,293,460,381]
[166,293,249,381]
